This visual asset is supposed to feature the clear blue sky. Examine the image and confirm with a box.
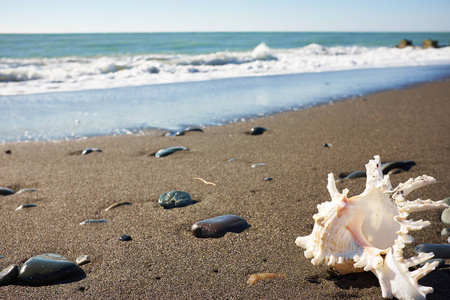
[1,0,449,33]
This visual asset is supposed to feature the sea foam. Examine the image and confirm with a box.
[1,43,449,96]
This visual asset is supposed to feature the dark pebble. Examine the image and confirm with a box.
[323,143,330,147]
[0,264,19,286]
[415,244,450,259]
[104,201,132,211]
[119,234,132,241]
[381,160,415,174]
[81,148,102,155]
[15,203,37,211]
[166,128,204,136]
[18,253,79,285]
[191,215,251,238]
[158,191,193,209]
[0,187,14,196]
[79,219,108,225]
[264,177,273,181]
[155,146,189,158]
[5,150,11,154]
[250,127,268,135]
[345,171,367,179]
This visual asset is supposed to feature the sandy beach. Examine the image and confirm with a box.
[1,79,450,299]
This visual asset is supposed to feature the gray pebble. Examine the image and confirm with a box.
[15,203,37,211]
[166,128,204,136]
[0,187,14,196]
[17,188,37,194]
[158,191,193,209]
[76,255,90,266]
[79,219,108,225]
[18,253,79,285]
[415,244,450,259]
[441,228,450,237]
[0,264,19,286]
[81,148,102,155]
[441,208,450,225]
[191,215,251,238]
[155,146,189,158]
[418,258,445,269]
[119,234,132,241]
[264,177,273,181]
[251,163,267,168]
[443,197,450,206]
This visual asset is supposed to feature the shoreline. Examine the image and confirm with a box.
[1,80,450,299]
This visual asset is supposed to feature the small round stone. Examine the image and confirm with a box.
[158,191,193,209]
[191,215,251,238]
[18,253,79,285]
[0,264,19,286]
[0,187,14,196]
[119,234,132,241]
[441,228,450,237]
[441,208,450,225]
[250,127,267,135]
[323,143,330,147]
[264,177,273,181]
[76,255,90,266]
[5,150,11,154]
[415,244,450,259]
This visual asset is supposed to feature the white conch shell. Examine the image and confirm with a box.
[296,155,448,300]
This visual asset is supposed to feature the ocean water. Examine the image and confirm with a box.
[1,32,450,142]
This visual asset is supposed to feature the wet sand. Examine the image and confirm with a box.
[1,80,450,299]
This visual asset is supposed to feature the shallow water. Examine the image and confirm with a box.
[1,64,450,143]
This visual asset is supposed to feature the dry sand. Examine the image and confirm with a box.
[1,80,450,299]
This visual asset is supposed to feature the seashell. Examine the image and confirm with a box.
[295,155,448,300]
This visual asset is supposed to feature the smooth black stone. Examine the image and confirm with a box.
[250,127,267,135]
[0,264,19,286]
[345,171,367,179]
[191,215,251,238]
[415,244,450,259]
[81,148,102,155]
[5,150,11,154]
[79,219,108,225]
[381,160,415,174]
[0,187,14,196]
[158,191,193,209]
[323,143,330,147]
[168,128,204,136]
[18,253,79,285]
[264,177,273,181]
[418,258,445,269]
[155,146,189,158]
[119,234,132,241]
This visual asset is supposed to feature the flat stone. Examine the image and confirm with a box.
[264,177,273,181]
[18,253,79,285]
[76,255,90,266]
[415,244,450,259]
[158,191,193,209]
[0,264,19,286]
[381,161,415,174]
[104,201,132,211]
[79,219,108,225]
[155,146,189,158]
[166,128,204,136]
[441,208,450,225]
[0,187,14,196]
[251,163,267,168]
[5,150,11,154]
[81,148,102,155]
[441,228,450,237]
[15,203,37,211]
[191,215,251,238]
[17,188,37,194]
[249,127,267,135]
[119,234,132,241]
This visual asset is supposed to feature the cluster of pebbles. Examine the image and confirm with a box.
[2,125,449,287]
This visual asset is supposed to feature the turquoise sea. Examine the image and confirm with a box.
[1,32,450,142]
